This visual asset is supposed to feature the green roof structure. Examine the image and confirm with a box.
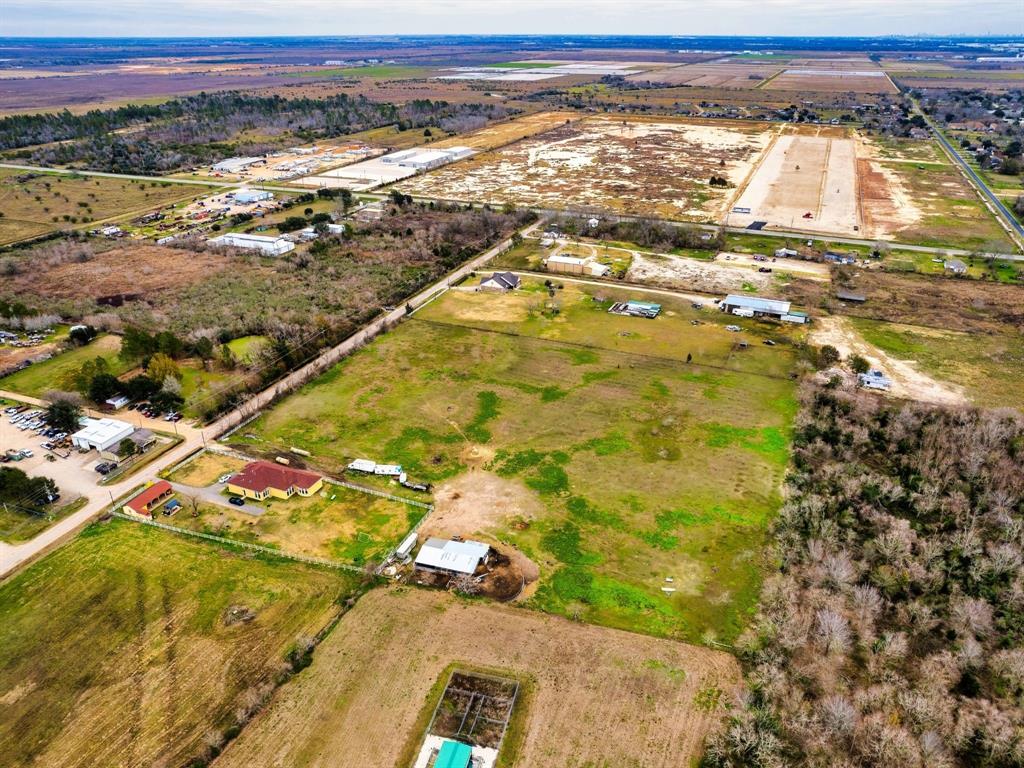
[435,739,472,768]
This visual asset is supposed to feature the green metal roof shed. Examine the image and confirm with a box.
[435,739,472,768]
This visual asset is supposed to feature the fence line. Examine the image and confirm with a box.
[112,511,364,572]
[323,477,434,510]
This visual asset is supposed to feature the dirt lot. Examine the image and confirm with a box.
[213,588,740,768]
[400,115,774,221]
[810,315,967,406]
[626,251,774,294]
[729,126,921,239]
[829,268,1024,333]
[5,244,233,302]
[764,58,897,94]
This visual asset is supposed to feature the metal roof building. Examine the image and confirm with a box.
[212,156,264,173]
[207,232,295,256]
[415,538,490,575]
[71,417,135,452]
[435,740,473,768]
[721,294,792,317]
[232,189,273,204]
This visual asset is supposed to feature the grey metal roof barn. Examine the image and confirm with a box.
[721,294,792,316]
[415,538,490,575]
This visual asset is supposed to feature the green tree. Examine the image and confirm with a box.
[848,354,871,374]
[118,437,137,459]
[818,345,840,368]
[147,352,181,383]
[46,399,82,433]
[88,373,122,404]
[219,344,237,370]
[193,336,214,361]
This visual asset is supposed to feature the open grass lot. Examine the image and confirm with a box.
[233,280,801,642]
[170,487,424,565]
[166,451,248,486]
[0,333,130,397]
[213,587,740,768]
[869,152,1015,251]
[0,169,198,245]
[0,519,360,768]
[850,318,1024,410]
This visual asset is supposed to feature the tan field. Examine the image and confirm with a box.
[214,587,740,768]
[431,110,579,151]
[628,60,783,88]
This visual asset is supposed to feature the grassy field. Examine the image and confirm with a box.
[214,588,740,768]
[0,495,86,544]
[234,280,800,643]
[165,451,247,486]
[0,519,360,768]
[169,486,424,565]
[851,317,1024,410]
[0,169,198,245]
[225,335,270,363]
[0,334,131,397]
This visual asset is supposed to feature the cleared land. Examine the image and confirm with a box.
[214,587,740,768]
[232,279,801,642]
[0,519,359,768]
[400,115,775,221]
[431,110,579,151]
[0,169,197,245]
[765,57,896,93]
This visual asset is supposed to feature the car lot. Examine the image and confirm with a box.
[0,409,100,504]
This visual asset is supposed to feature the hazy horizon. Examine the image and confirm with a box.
[4,0,1022,38]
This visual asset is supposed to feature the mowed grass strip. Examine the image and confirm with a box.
[234,283,799,643]
[0,520,359,768]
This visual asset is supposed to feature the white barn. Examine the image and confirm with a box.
[71,418,135,453]
[415,538,490,575]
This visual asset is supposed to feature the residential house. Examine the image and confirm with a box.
[226,461,324,501]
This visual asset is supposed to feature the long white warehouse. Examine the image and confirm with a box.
[207,232,295,256]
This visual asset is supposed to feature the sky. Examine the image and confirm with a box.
[3,0,1021,38]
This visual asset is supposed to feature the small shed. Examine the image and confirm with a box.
[435,740,472,768]
[836,288,867,303]
[348,458,376,473]
[944,259,968,275]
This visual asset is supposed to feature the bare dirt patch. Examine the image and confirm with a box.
[626,250,773,294]
[213,587,740,768]
[401,115,774,221]
[810,315,967,406]
[427,471,544,540]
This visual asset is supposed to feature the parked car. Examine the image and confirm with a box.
[763,339,777,346]
[228,496,245,507]
[21,449,33,458]
[217,473,234,484]
[758,267,772,273]
[725,325,741,332]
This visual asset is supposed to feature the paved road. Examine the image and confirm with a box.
[5,161,1020,260]
[913,109,1024,247]
[0,162,303,194]
[0,219,542,578]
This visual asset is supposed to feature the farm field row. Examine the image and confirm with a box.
[0,520,360,768]
[231,278,802,642]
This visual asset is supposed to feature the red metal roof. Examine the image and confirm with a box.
[227,461,322,494]
[125,480,173,514]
